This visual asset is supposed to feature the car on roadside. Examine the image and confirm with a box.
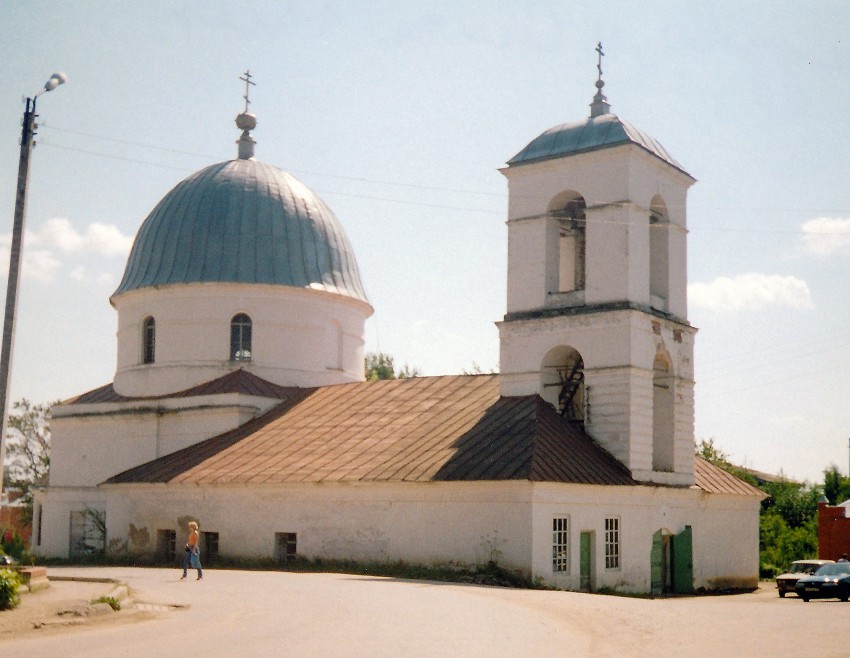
[795,562,850,602]
[776,559,834,597]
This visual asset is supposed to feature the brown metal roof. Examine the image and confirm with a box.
[104,375,636,486]
[694,458,766,497]
[99,374,763,495]
[64,369,299,405]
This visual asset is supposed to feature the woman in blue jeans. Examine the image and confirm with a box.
[181,520,203,580]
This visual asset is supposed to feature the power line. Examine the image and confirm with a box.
[41,125,850,220]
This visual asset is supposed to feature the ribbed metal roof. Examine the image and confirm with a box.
[113,158,369,302]
[104,375,637,486]
[693,458,766,497]
[507,113,690,176]
[63,369,299,405]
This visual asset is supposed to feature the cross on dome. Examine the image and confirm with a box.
[589,42,611,118]
[240,69,256,113]
[236,70,258,159]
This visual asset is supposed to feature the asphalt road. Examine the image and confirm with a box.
[2,567,850,657]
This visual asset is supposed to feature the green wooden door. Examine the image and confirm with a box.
[580,531,592,591]
[672,525,693,594]
[650,529,663,596]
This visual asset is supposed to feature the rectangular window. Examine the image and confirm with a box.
[605,517,620,569]
[202,531,219,564]
[35,504,42,546]
[552,516,570,572]
[157,529,177,562]
[275,532,297,563]
[68,509,105,557]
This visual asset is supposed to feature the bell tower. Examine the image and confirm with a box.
[497,46,697,485]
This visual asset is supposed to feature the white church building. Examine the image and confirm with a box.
[33,62,763,594]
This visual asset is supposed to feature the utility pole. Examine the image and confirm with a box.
[0,73,66,498]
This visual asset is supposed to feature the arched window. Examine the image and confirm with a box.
[142,316,156,364]
[652,351,675,472]
[230,313,252,362]
[548,193,587,294]
[541,345,586,423]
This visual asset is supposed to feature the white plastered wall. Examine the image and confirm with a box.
[111,282,372,397]
[33,480,760,593]
[31,487,107,558]
[530,483,760,592]
[49,393,280,488]
[98,481,535,570]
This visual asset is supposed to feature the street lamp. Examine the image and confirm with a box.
[0,72,67,499]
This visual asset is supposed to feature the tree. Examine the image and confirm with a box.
[823,465,850,505]
[3,399,53,523]
[461,362,498,375]
[695,438,732,469]
[695,437,820,576]
[365,352,421,380]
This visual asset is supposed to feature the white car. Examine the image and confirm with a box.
[776,559,834,597]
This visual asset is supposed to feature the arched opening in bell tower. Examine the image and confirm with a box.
[652,349,675,472]
[649,195,670,311]
[541,345,586,424]
[548,192,587,294]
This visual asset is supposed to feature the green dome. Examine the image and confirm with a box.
[508,113,690,177]
[114,158,369,303]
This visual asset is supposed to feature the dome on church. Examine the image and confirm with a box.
[507,113,689,176]
[113,157,369,303]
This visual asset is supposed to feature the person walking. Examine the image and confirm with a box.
[181,521,203,580]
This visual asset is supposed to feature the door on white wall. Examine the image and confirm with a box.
[580,531,594,591]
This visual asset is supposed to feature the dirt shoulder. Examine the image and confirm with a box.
[0,579,155,636]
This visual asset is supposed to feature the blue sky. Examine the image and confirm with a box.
[1,1,848,483]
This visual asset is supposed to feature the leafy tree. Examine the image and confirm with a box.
[695,437,821,577]
[461,362,498,375]
[395,363,422,379]
[3,399,54,524]
[822,465,850,505]
[365,352,421,380]
[696,438,732,469]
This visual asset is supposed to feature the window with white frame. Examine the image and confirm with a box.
[604,517,620,569]
[552,516,570,572]
[230,313,252,362]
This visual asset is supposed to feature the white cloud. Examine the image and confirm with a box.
[29,218,133,258]
[688,273,813,312]
[25,249,63,283]
[0,219,133,284]
[801,217,850,256]
[0,238,62,283]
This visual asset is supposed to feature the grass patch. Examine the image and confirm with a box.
[36,554,551,590]
[90,595,121,611]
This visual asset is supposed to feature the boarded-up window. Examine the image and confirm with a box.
[68,509,105,557]
[202,531,219,564]
[157,529,177,562]
[275,532,297,563]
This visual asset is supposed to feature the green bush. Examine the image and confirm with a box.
[0,529,27,561]
[0,569,22,611]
